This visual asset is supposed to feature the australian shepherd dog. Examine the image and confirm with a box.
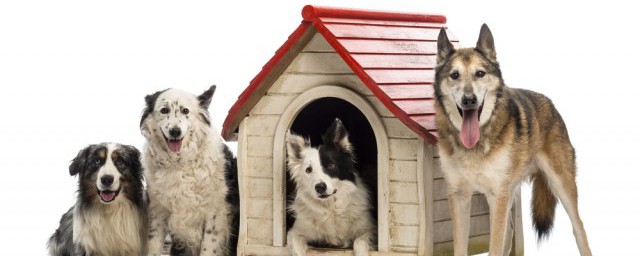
[140,85,239,256]
[48,143,147,256]
[285,118,375,256]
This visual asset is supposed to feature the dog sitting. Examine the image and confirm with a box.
[285,118,375,256]
[140,85,239,256]
[47,143,147,256]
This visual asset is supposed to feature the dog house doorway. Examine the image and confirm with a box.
[286,96,378,248]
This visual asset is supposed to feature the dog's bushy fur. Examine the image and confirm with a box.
[434,24,592,255]
[285,119,374,256]
[140,85,239,256]
[47,143,147,256]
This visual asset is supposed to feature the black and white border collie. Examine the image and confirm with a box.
[48,143,147,256]
[140,85,239,256]
[286,118,375,256]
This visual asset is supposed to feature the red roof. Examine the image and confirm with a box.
[222,5,458,144]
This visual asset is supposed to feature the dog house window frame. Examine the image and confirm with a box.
[271,85,391,251]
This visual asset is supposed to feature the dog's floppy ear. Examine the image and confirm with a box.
[476,23,497,63]
[120,145,143,180]
[286,130,309,161]
[69,145,91,176]
[140,89,165,128]
[198,85,216,109]
[437,27,454,64]
[322,118,353,153]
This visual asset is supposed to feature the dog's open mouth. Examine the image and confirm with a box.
[163,135,183,153]
[97,188,120,203]
[457,102,484,149]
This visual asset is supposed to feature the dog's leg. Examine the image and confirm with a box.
[146,205,168,256]
[486,191,513,256]
[287,229,308,256]
[353,230,372,256]
[447,183,472,256]
[539,153,592,256]
[200,207,232,256]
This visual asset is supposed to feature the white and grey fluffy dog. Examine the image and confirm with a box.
[48,143,148,256]
[140,85,239,256]
[286,118,375,256]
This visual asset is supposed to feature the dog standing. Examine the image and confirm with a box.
[434,25,592,255]
[140,85,239,256]
[285,118,374,256]
[47,143,147,256]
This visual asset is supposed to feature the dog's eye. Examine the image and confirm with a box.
[305,167,312,173]
[160,107,169,114]
[327,163,336,169]
[450,72,459,80]
[93,157,102,165]
[181,108,190,115]
[476,71,486,78]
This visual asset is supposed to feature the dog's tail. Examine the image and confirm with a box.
[531,171,557,242]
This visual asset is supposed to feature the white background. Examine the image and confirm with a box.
[1,0,638,255]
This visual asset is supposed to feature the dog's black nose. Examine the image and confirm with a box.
[461,94,478,108]
[101,175,114,187]
[315,182,327,194]
[169,127,181,138]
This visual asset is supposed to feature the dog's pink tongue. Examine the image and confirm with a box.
[99,191,116,202]
[167,140,182,153]
[460,109,480,149]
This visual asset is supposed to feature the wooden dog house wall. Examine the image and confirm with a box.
[221,5,524,256]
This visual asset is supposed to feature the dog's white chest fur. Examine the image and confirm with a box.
[73,201,144,256]
[439,144,513,194]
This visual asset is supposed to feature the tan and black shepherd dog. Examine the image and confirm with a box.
[434,24,592,256]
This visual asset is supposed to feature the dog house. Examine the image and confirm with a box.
[222,5,523,256]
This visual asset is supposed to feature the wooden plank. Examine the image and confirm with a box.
[394,99,435,115]
[270,73,373,96]
[338,39,437,54]
[390,203,419,225]
[418,143,434,256]
[247,136,273,157]
[433,178,448,201]
[303,33,335,52]
[389,181,418,204]
[378,84,434,100]
[325,23,444,41]
[433,194,490,222]
[247,198,273,219]
[287,52,352,74]
[390,225,419,248]
[352,54,437,69]
[389,160,418,182]
[382,117,418,139]
[237,119,249,254]
[433,214,491,244]
[410,114,436,131]
[243,245,417,256]
[433,234,490,256]
[365,95,395,117]
[247,218,273,244]
[247,177,273,199]
[366,69,435,84]
[247,156,273,178]
[245,115,280,137]
[250,95,297,115]
[320,17,448,29]
[389,139,418,160]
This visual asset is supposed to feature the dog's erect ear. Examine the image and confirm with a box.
[476,23,497,62]
[437,27,454,64]
[322,118,353,153]
[286,131,309,161]
[140,89,165,128]
[198,85,216,109]
[69,145,91,176]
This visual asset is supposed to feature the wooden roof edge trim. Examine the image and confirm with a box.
[221,22,312,140]
[302,5,446,24]
[312,20,438,145]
